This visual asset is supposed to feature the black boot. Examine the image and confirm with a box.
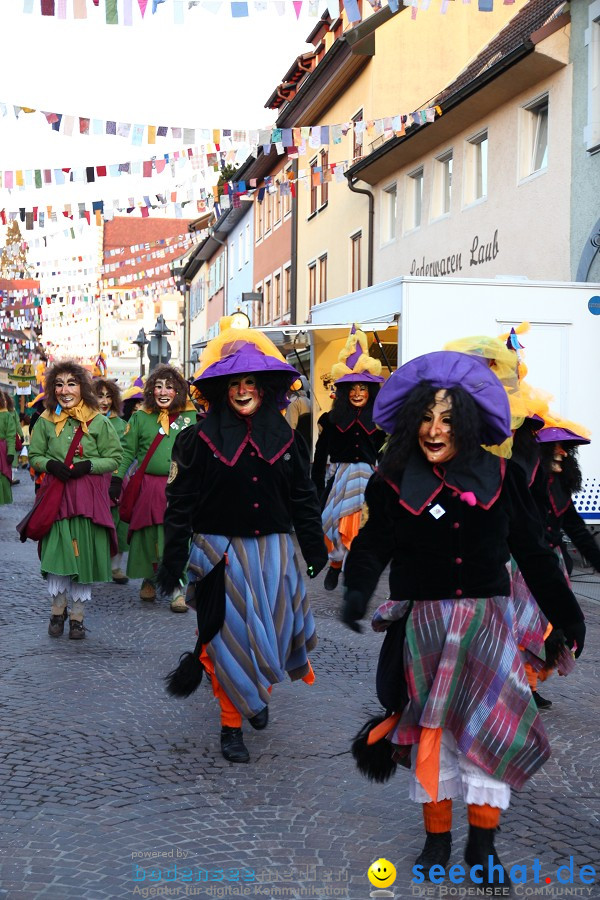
[532,690,552,710]
[414,832,452,878]
[248,706,269,730]
[220,727,250,763]
[464,825,510,894]
[323,566,341,591]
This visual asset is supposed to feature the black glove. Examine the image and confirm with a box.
[69,460,92,479]
[564,620,586,658]
[341,589,367,634]
[7,455,13,465]
[46,459,71,482]
[306,558,326,579]
[109,476,123,501]
[155,563,182,598]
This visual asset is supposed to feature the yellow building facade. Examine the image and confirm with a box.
[276,1,529,323]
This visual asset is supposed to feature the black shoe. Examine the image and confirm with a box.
[69,620,86,641]
[415,832,452,878]
[248,706,269,730]
[465,825,509,893]
[10,479,20,486]
[48,614,66,637]
[323,566,341,591]
[220,727,250,763]
[532,690,552,710]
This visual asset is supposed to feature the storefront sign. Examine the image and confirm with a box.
[410,229,500,277]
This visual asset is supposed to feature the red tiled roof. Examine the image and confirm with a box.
[435,0,568,104]
[102,217,194,291]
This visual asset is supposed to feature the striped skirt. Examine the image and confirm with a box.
[187,533,317,719]
[322,462,373,557]
[376,595,551,790]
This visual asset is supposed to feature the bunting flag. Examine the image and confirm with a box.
[0,98,441,149]
[21,0,516,22]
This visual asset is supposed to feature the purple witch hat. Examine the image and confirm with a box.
[536,424,590,445]
[373,350,511,445]
[332,324,385,385]
[193,343,299,387]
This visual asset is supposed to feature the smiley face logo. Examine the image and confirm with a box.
[367,858,397,889]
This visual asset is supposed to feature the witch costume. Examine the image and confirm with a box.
[342,351,585,890]
[311,325,385,591]
[157,328,327,764]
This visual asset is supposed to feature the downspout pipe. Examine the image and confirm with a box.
[345,174,374,288]
[291,158,299,323]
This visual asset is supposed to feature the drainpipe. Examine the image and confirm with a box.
[291,158,299,323]
[345,174,374,288]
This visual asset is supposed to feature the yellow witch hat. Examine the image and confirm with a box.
[330,324,384,384]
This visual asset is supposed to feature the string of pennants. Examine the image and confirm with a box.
[23,0,505,25]
[2,100,441,149]
[0,107,440,229]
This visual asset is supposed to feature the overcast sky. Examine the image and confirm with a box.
[0,2,315,169]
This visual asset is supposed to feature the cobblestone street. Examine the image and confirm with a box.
[0,479,599,900]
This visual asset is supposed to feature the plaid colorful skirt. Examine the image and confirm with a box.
[187,533,317,719]
[375,595,551,790]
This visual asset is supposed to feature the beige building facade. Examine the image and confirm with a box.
[347,4,572,284]
[271,1,529,323]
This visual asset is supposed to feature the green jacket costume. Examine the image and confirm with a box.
[29,413,122,583]
[107,413,128,553]
[0,409,17,505]
[116,407,196,580]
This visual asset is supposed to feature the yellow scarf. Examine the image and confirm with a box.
[43,401,99,437]
[142,400,196,435]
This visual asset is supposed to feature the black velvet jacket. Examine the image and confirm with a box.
[530,466,600,571]
[311,409,386,492]
[344,449,584,633]
[160,402,328,582]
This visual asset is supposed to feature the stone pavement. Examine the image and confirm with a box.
[0,478,599,900]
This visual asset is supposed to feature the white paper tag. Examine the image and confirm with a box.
[158,426,166,435]
[429,503,446,519]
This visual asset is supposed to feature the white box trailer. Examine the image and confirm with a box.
[279,275,600,523]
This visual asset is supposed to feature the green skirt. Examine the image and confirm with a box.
[0,475,12,505]
[111,506,129,553]
[126,525,164,580]
[40,517,113,584]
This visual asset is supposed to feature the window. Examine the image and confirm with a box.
[320,149,329,207]
[382,183,397,243]
[274,179,282,225]
[352,109,364,163]
[254,285,263,326]
[264,278,272,323]
[245,223,250,263]
[284,265,291,314]
[318,254,327,305]
[520,96,549,179]
[351,232,362,292]
[584,0,600,152]
[265,189,273,233]
[434,150,453,217]
[310,157,318,216]
[308,262,317,308]
[273,272,281,319]
[465,131,488,204]
[238,232,243,270]
[229,244,235,279]
[255,198,263,241]
[405,167,423,231]
[283,165,292,217]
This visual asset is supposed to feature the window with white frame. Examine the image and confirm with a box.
[283,264,291,314]
[405,167,424,231]
[283,165,293,217]
[308,262,317,308]
[382,182,397,243]
[519,96,549,180]
[229,243,235,279]
[264,278,272,323]
[245,223,250,263]
[584,0,600,152]
[351,232,362,292]
[238,232,243,270]
[433,151,453,217]
[464,131,488,204]
[318,254,327,304]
